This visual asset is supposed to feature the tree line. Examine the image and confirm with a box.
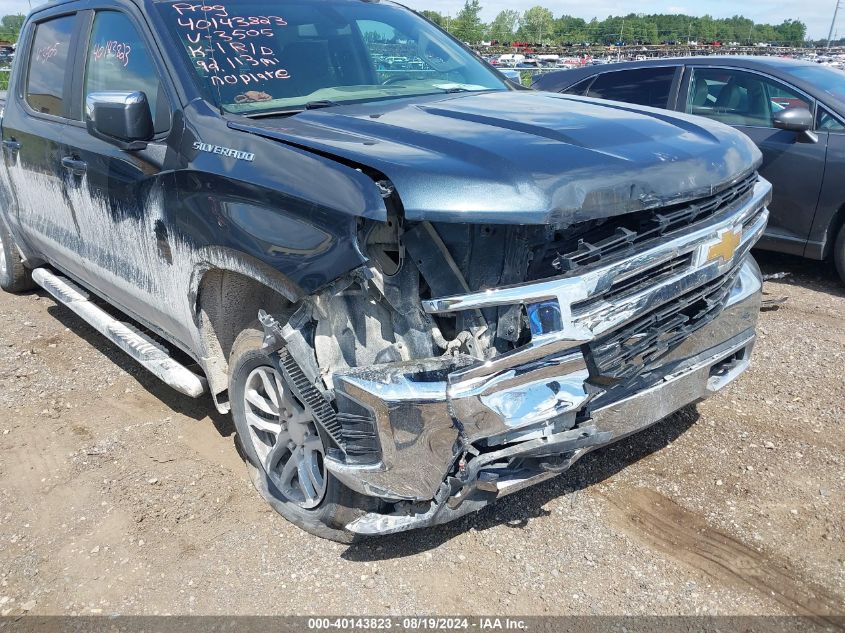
[0,14,23,43]
[420,2,809,47]
[0,8,828,48]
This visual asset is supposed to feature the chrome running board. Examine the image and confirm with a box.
[31,267,207,398]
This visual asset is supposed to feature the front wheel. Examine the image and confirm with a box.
[0,222,34,293]
[228,325,378,541]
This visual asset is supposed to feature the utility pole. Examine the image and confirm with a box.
[616,17,625,60]
[828,0,842,48]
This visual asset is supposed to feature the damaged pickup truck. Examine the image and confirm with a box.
[0,0,771,539]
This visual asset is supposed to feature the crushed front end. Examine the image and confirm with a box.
[269,171,771,535]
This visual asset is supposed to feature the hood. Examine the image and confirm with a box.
[230,90,762,225]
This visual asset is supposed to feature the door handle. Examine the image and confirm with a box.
[61,156,87,176]
[2,139,21,152]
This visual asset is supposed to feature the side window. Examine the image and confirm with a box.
[687,68,811,128]
[818,107,845,132]
[25,14,77,116]
[585,67,676,109]
[84,11,170,133]
[562,76,595,97]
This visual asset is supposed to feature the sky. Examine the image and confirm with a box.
[399,0,837,40]
[0,0,836,40]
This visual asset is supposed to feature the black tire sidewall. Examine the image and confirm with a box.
[228,327,369,542]
[835,223,845,285]
[0,221,34,293]
[0,223,21,291]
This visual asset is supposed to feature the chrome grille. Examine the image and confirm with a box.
[572,253,694,315]
[422,177,771,367]
[528,172,758,279]
[585,265,742,381]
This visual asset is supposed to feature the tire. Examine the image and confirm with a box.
[835,223,845,285]
[228,324,379,542]
[0,222,34,293]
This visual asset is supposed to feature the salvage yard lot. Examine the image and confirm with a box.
[0,252,843,618]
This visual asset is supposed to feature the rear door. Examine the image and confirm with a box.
[1,11,81,257]
[808,106,845,259]
[59,6,186,342]
[680,66,827,255]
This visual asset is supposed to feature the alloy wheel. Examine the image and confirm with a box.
[242,366,327,509]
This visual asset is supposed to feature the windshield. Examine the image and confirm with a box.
[790,64,845,102]
[158,0,508,114]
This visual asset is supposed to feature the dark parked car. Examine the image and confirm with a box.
[0,46,13,66]
[533,57,845,281]
[0,1,769,539]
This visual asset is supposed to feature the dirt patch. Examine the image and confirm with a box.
[602,487,845,627]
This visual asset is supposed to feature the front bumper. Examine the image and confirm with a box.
[325,179,770,535]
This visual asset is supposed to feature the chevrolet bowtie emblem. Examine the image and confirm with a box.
[706,228,741,264]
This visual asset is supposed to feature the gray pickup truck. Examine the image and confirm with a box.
[0,0,770,540]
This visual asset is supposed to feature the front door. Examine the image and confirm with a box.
[682,66,827,256]
[59,8,188,344]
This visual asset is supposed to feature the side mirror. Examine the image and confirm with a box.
[85,91,153,150]
[773,107,818,143]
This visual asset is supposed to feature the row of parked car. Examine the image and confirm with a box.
[529,56,845,283]
[0,45,14,67]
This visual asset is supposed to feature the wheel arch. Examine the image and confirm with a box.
[188,247,304,408]
[822,201,845,260]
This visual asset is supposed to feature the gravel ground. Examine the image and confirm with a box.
[0,251,843,619]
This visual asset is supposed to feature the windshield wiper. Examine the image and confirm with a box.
[236,90,483,119]
[304,99,342,109]
[238,108,303,118]
[233,100,344,119]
